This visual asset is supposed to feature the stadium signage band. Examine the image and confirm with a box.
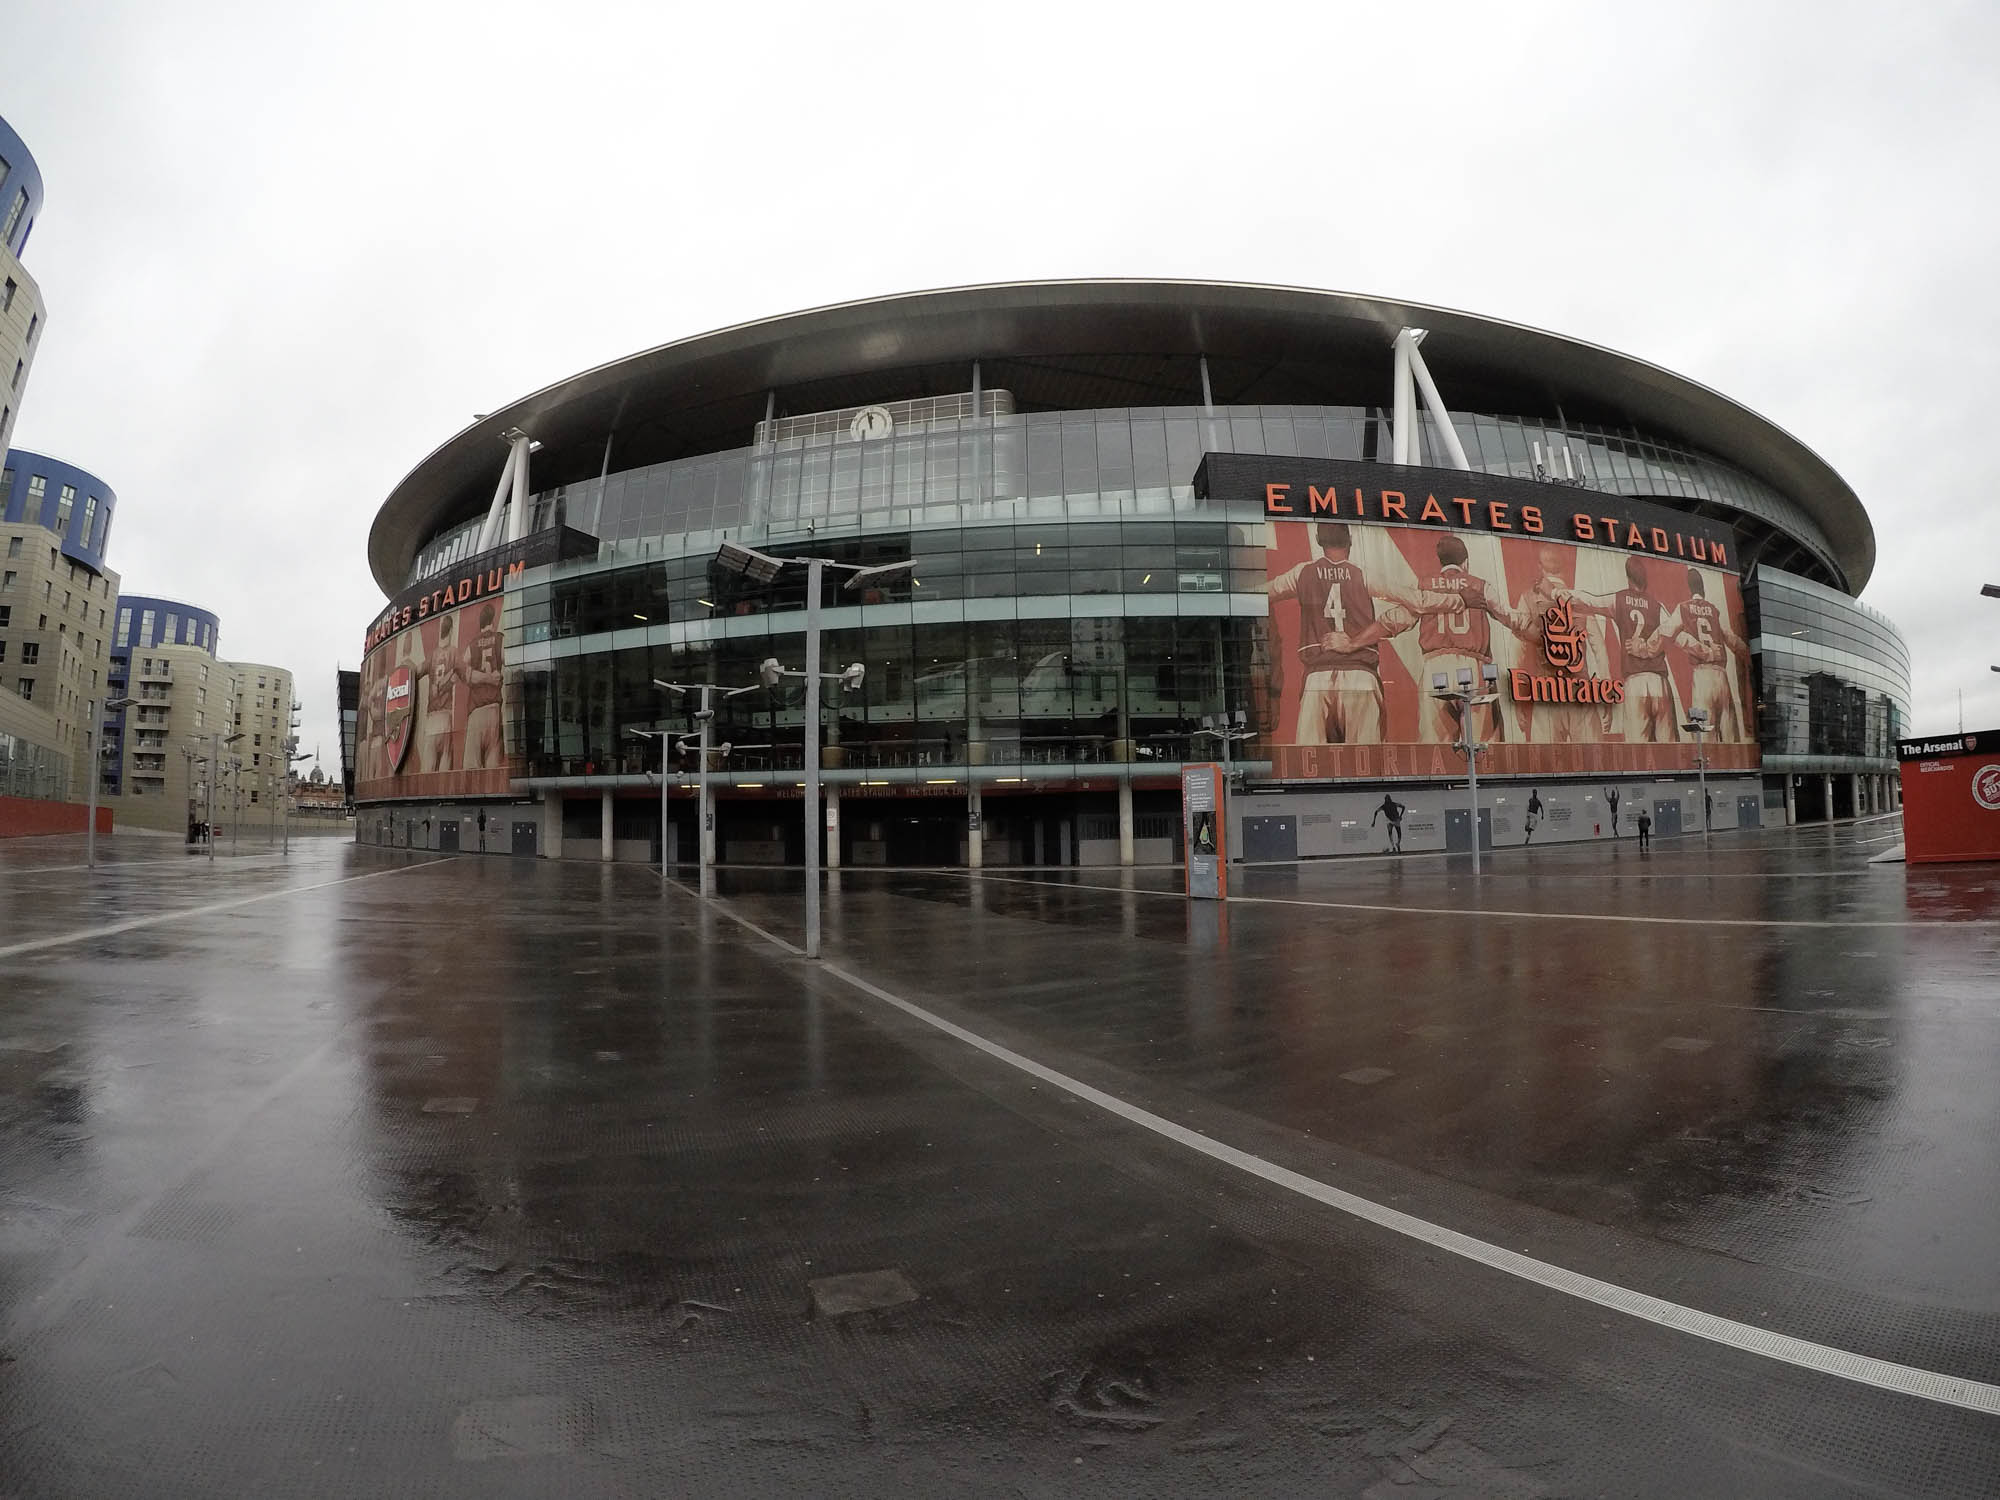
[1195,454,1738,570]
[362,525,599,654]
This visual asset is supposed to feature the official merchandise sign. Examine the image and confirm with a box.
[1183,763,1227,899]
[1896,730,2000,864]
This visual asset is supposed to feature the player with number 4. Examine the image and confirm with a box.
[1265,522,1404,744]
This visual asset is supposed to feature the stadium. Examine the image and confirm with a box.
[351,281,1910,865]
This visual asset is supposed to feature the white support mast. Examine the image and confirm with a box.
[1391,328,1472,472]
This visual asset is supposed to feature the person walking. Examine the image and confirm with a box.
[1637,808,1653,853]
[1524,788,1544,845]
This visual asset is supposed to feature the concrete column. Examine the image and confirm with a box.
[1850,772,1862,819]
[600,787,614,862]
[1117,777,1135,866]
[1784,777,1796,826]
[967,785,983,870]
[1823,774,1835,824]
[826,785,841,870]
[541,789,562,859]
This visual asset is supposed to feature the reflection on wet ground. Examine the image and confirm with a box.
[0,819,1995,1496]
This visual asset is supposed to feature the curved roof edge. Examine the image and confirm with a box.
[368,279,1875,596]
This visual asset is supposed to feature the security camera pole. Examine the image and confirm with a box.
[712,541,911,959]
[1432,663,1500,875]
[87,696,137,868]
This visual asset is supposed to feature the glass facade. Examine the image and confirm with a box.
[1747,567,1909,768]
[411,404,1847,592]
[0,726,65,800]
[503,540,1267,780]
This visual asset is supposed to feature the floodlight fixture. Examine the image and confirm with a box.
[716,540,786,584]
[1456,666,1474,690]
[838,662,866,691]
[759,657,784,688]
[841,558,917,591]
[1431,672,1447,692]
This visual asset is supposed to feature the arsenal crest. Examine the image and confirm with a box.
[383,665,416,774]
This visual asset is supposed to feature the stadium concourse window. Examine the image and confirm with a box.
[502,610,1267,780]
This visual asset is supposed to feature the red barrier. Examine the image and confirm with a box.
[1896,730,2000,864]
[0,798,114,839]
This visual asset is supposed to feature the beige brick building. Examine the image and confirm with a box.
[96,596,298,836]
[0,513,119,798]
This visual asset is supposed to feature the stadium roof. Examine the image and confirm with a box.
[369,280,1874,595]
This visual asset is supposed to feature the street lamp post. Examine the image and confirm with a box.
[1681,706,1711,840]
[87,695,137,869]
[655,678,755,893]
[1193,710,1256,858]
[759,654,867,959]
[711,541,912,959]
[280,737,311,854]
[210,732,244,862]
[1432,664,1500,875]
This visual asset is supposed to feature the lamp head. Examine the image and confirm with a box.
[1456,667,1474,690]
[1431,672,1447,692]
[838,662,866,691]
[759,658,784,688]
[1482,662,1500,687]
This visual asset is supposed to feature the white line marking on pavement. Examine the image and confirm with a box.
[971,872,1995,929]
[0,857,255,878]
[690,886,2000,1417]
[0,861,438,959]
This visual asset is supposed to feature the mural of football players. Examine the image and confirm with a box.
[420,611,461,774]
[1604,556,1680,742]
[1414,533,1511,745]
[1673,566,1749,742]
[464,602,505,770]
[1266,522,1406,744]
[1506,544,1599,745]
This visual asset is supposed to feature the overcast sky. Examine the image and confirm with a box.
[5,1,1998,766]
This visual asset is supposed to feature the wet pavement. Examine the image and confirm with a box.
[2,818,1997,1496]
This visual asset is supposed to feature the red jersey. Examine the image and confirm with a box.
[1289,557,1379,674]
[467,627,503,710]
[428,646,460,715]
[1679,597,1725,664]
[1417,568,1493,658]
[1615,589,1667,669]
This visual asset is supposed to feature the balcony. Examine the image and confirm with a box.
[138,662,173,682]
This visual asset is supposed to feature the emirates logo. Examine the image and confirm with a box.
[1542,594,1587,675]
[1973,763,2000,811]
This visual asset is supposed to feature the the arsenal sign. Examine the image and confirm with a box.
[383,666,416,774]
